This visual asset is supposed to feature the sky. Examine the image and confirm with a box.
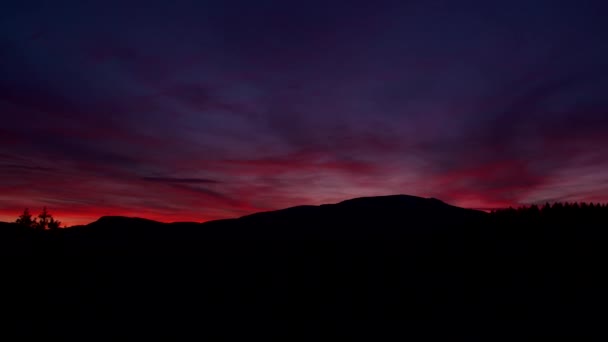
[1,0,608,226]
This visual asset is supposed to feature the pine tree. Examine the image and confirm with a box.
[48,217,62,230]
[37,207,51,230]
[16,208,36,228]
[16,207,62,230]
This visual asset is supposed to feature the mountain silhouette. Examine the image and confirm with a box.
[63,195,486,241]
[2,194,607,340]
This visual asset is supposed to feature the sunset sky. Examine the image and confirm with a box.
[2,1,608,226]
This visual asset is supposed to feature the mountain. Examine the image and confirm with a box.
[214,194,486,236]
[2,194,607,340]
[6,194,486,253]
[64,194,487,242]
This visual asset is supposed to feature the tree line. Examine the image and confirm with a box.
[491,201,608,218]
[15,207,62,230]
[488,201,608,234]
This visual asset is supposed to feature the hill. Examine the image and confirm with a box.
[59,195,485,244]
[1,195,607,340]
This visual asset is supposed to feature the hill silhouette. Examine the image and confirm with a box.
[2,195,607,340]
[61,195,485,242]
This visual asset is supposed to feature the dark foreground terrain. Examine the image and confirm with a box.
[2,195,608,340]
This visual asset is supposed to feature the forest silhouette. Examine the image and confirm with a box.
[2,195,608,340]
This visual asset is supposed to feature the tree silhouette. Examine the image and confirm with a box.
[15,208,37,228]
[14,207,62,230]
[33,207,61,230]
[36,207,50,230]
[491,201,608,223]
[48,217,62,230]
[541,202,551,215]
[37,207,58,230]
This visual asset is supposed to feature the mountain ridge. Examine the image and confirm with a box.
[1,195,485,229]
[83,194,484,228]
